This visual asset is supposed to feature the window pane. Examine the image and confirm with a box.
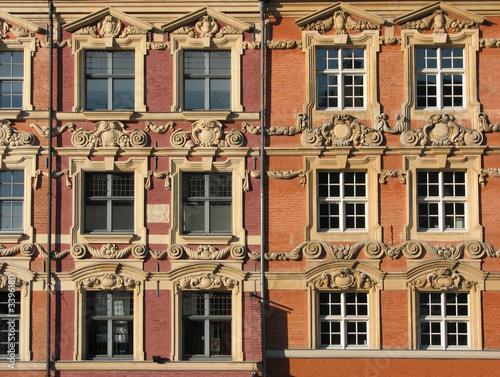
[184,78,205,110]
[209,202,231,233]
[111,201,134,231]
[183,201,205,233]
[86,79,108,110]
[210,78,230,109]
[113,79,134,109]
[84,200,107,232]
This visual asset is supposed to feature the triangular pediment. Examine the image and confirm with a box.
[63,7,153,34]
[394,1,485,31]
[295,2,385,34]
[161,7,252,34]
[0,10,40,36]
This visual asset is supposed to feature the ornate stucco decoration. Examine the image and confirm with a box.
[479,168,500,186]
[74,26,99,37]
[242,113,308,136]
[478,112,500,133]
[400,114,483,146]
[78,273,141,294]
[379,170,406,184]
[30,122,74,137]
[242,41,260,50]
[411,267,476,291]
[401,10,477,33]
[0,19,9,38]
[70,243,147,260]
[266,40,302,49]
[98,15,122,37]
[165,244,247,260]
[379,36,401,45]
[310,267,375,291]
[144,120,174,134]
[36,243,70,260]
[70,120,148,148]
[267,170,308,186]
[145,170,171,190]
[0,120,36,146]
[303,10,380,35]
[146,42,170,50]
[196,16,218,37]
[265,240,365,261]
[480,39,500,48]
[301,114,383,147]
[176,273,238,293]
[0,243,35,257]
[243,170,260,192]
[171,119,245,148]
[33,169,72,190]
[0,274,29,297]
[375,113,408,134]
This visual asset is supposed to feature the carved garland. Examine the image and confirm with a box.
[171,119,245,148]
[379,169,406,184]
[30,122,74,138]
[145,170,171,190]
[303,10,380,35]
[33,169,72,190]
[401,10,478,33]
[241,113,308,136]
[267,170,308,186]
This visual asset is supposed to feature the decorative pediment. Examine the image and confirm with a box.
[170,119,245,148]
[400,114,483,146]
[309,267,376,291]
[395,2,485,33]
[63,7,153,37]
[301,114,383,147]
[176,272,238,292]
[162,7,251,38]
[70,243,147,259]
[295,3,384,35]
[70,120,148,148]
[0,10,40,38]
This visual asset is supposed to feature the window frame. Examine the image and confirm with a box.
[0,170,24,233]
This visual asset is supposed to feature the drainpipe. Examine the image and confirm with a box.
[46,0,53,376]
[258,1,267,376]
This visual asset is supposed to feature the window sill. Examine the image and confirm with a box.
[266,349,494,359]
[181,111,231,121]
[0,109,21,120]
[179,234,234,245]
[0,233,27,243]
[79,233,137,244]
[82,111,135,121]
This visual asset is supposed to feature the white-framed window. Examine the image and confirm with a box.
[0,171,23,232]
[0,51,23,109]
[316,48,365,110]
[318,171,367,232]
[415,47,464,109]
[85,51,135,111]
[418,292,469,350]
[184,51,231,111]
[417,171,466,232]
[84,172,134,234]
[182,291,232,360]
[0,290,20,358]
[318,291,369,349]
[182,172,232,235]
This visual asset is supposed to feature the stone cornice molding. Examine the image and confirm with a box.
[0,10,40,36]
[0,120,36,146]
[70,120,148,148]
[170,119,245,148]
[70,243,147,260]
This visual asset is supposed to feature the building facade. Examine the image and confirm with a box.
[1,0,500,376]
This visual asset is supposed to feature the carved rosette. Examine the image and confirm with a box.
[0,120,36,146]
[176,273,238,293]
[78,273,141,294]
[70,243,147,260]
[302,114,383,147]
[310,267,375,291]
[304,10,380,34]
[411,267,476,291]
[401,114,483,146]
[71,120,148,148]
[402,10,477,33]
[171,120,245,148]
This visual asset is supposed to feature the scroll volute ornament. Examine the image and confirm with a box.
[310,267,375,290]
[412,267,476,290]
[79,273,140,293]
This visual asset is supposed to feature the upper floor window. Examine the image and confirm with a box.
[84,172,134,233]
[317,48,365,110]
[0,290,20,358]
[182,291,232,360]
[417,171,466,232]
[0,171,23,232]
[182,172,232,235]
[318,171,366,232]
[318,291,369,349]
[0,52,23,109]
[85,51,135,110]
[184,51,231,111]
[415,47,464,109]
[418,292,469,350]
[86,290,133,359]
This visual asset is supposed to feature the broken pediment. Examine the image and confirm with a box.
[295,2,384,34]
[394,1,485,33]
[161,7,252,37]
[0,10,40,38]
[63,7,153,37]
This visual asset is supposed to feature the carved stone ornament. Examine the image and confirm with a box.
[480,168,500,187]
[98,15,122,38]
[265,240,365,261]
[0,275,29,297]
[375,113,408,134]
[30,122,75,138]
[176,273,238,292]
[35,243,70,260]
[196,15,219,37]
[144,120,174,134]
[242,41,260,50]
[266,40,302,49]
[33,169,72,190]
[379,169,406,184]
[301,114,383,147]
[71,243,147,260]
[379,36,401,45]
[242,113,308,137]
[400,113,483,146]
[0,19,9,38]
[478,112,500,133]
[0,120,36,146]
[74,26,98,38]
[402,10,478,33]
[70,120,148,148]
[147,41,170,50]
[171,120,245,148]
[163,244,247,260]
[121,26,147,38]
[267,170,307,186]
[145,170,171,190]
[78,273,141,294]
[310,267,375,291]
[480,39,500,48]
[0,243,35,257]
[304,10,380,35]
[411,267,476,291]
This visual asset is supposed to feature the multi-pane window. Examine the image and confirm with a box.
[415,47,464,109]
[418,292,469,350]
[316,48,365,109]
[417,171,466,231]
[0,291,20,357]
[0,171,23,232]
[318,292,369,349]
[0,51,23,109]
[85,51,135,110]
[182,172,232,234]
[86,291,133,359]
[318,171,366,231]
[182,291,232,359]
[183,50,231,110]
[84,172,134,233]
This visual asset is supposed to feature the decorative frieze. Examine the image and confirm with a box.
[303,10,380,35]
[171,119,245,148]
[0,120,36,146]
[78,273,141,294]
[71,243,147,259]
[266,40,302,49]
[176,272,238,292]
[70,120,148,148]
[165,244,247,260]
[241,113,307,136]
[401,10,478,33]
